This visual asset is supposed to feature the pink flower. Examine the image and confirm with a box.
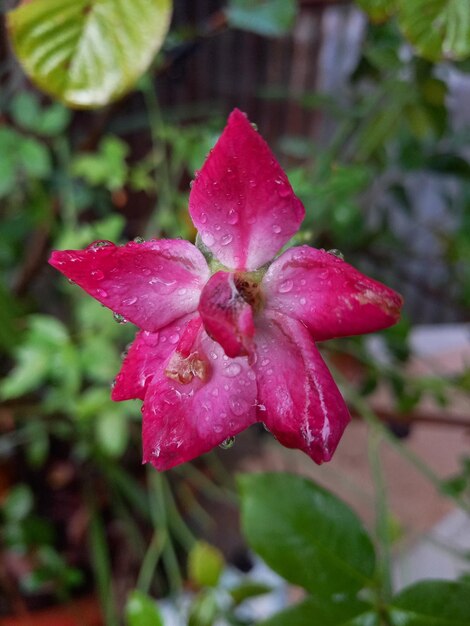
[49,109,402,470]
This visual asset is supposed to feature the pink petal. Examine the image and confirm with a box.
[112,314,197,401]
[49,240,210,332]
[253,312,351,464]
[142,330,257,471]
[189,109,305,271]
[198,271,255,358]
[262,246,403,341]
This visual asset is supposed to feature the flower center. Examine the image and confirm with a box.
[234,271,264,314]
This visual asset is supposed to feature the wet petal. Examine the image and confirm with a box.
[142,331,257,471]
[49,239,209,332]
[112,315,197,401]
[198,271,255,358]
[253,313,350,464]
[262,246,403,341]
[189,109,305,271]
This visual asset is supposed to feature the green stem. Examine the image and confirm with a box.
[367,426,393,601]
[136,528,167,594]
[333,366,470,515]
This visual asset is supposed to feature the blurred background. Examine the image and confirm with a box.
[1,0,470,624]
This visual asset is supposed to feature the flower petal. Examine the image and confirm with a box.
[49,240,210,332]
[198,271,255,358]
[142,330,258,471]
[253,313,350,464]
[262,246,403,341]
[112,314,197,401]
[189,109,305,271]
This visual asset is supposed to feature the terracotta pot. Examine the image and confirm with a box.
[2,595,103,626]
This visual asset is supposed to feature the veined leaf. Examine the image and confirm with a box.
[8,0,173,108]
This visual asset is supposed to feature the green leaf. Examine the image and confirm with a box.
[229,581,272,605]
[72,136,129,190]
[396,0,470,61]
[2,485,34,521]
[95,411,129,458]
[188,541,225,588]
[259,597,378,626]
[226,0,298,37]
[8,0,173,108]
[238,473,375,598]
[125,590,164,626]
[356,0,396,22]
[390,580,470,625]
[188,590,219,626]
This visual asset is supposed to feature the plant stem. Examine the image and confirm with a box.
[367,426,393,601]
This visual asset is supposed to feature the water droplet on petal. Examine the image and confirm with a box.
[200,212,208,224]
[219,436,235,449]
[229,396,248,416]
[223,363,242,377]
[168,333,180,344]
[113,312,128,324]
[327,249,344,260]
[204,232,215,246]
[91,269,104,280]
[227,210,239,225]
[123,296,137,306]
[214,424,223,434]
[96,288,108,298]
[278,279,293,294]
[272,224,282,234]
[221,233,233,246]
[87,240,114,251]
[300,297,307,305]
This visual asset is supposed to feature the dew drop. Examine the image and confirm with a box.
[142,268,151,276]
[87,240,114,251]
[327,248,344,260]
[272,224,282,234]
[248,179,257,188]
[219,436,235,450]
[113,312,128,324]
[123,296,137,306]
[200,212,208,224]
[204,232,215,246]
[214,424,223,434]
[300,297,307,305]
[168,333,179,344]
[223,363,242,377]
[227,210,239,225]
[221,233,233,246]
[91,269,104,280]
[96,288,108,298]
[278,279,293,294]
[279,187,291,198]
[177,288,187,296]
[67,278,75,285]
[229,396,248,416]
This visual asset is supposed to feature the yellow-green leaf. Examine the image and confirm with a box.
[397,0,470,61]
[8,0,172,108]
